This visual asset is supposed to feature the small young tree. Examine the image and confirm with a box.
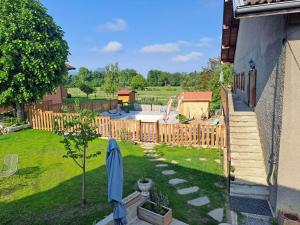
[131,75,147,90]
[54,109,101,206]
[79,83,95,98]
[102,63,120,97]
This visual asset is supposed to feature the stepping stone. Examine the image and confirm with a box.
[162,170,176,175]
[177,186,199,195]
[187,196,210,207]
[145,154,159,158]
[156,164,168,168]
[185,158,191,162]
[199,158,207,161]
[149,158,166,162]
[169,178,187,185]
[171,160,178,164]
[144,150,156,153]
[208,208,224,222]
[215,159,221,164]
[214,182,225,188]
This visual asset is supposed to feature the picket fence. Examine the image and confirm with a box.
[29,110,225,147]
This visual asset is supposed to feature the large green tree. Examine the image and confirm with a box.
[0,0,69,120]
[131,74,147,90]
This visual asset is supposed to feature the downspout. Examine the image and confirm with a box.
[236,1,300,17]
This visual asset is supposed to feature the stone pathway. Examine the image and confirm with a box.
[155,164,168,168]
[199,158,207,161]
[214,159,221,164]
[149,157,166,162]
[187,196,210,207]
[145,153,159,158]
[177,186,199,195]
[208,208,224,222]
[162,170,176,175]
[185,158,191,162]
[169,178,187,185]
[171,160,178,164]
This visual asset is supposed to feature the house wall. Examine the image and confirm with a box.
[233,15,287,211]
[179,102,210,119]
[118,93,135,104]
[43,86,67,104]
[276,15,300,214]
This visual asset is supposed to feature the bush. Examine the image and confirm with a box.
[67,93,72,98]
[176,114,189,124]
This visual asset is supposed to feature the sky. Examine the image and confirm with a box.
[40,0,223,75]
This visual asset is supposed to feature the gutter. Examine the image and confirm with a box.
[236,1,300,18]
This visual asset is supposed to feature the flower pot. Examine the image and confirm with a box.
[138,200,172,225]
[278,211,300,225]
[137,178,152,197]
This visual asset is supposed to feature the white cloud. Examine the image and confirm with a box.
[89,47,101,52]
[172,52,203,63]
[102,41,123,53]
[195,37,214,47]
[97,18,127,32]
[177,40,192,46]
[139,43,179,54]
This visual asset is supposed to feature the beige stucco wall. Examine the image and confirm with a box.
[179,101,210,119]
[276,16,300,214]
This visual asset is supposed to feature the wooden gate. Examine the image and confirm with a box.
[140,122,159,142]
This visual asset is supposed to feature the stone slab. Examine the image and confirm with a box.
[171,160,178,164]
[208,208,224,222]
[162,170,176,175]
[169,178,187,185]
[199,158,207,161]
[187,196,210,207]
[177,186,199,195]
[185,158,191,162]
[155,164,168,168]
[148,158,166,162]
[215,159,221,164]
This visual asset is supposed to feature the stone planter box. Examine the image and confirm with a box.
[4,123,31,134]
[279,211,300,225]
[138,200,172,225]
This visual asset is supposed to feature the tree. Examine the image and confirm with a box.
[0,0,69,120]
[119,68,138,87]
[79,83,95,98]
[102,63,120,96]
[131,75,147,90]
[54,108,101,206]
[78,67,93,83]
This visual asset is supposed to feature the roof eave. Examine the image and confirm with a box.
[235,1,300,18]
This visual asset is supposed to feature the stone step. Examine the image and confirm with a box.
[230,184,269,200]
[233,167,266,177]
[230,121,257,127]
[234,175,268,185]
[231,145,262,153]
[231,160,265,169]
[231,152,263,160]
[230,133,259,140]
[230,126,258,133]
[231,178,268,186]
[231,112,256,116]
[231,139,260,146]
[230,116,257,122]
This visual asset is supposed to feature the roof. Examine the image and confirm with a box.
[243,0,289,6]
[66,64,76,70]
[179,92,212,102]
[117,90,135,95]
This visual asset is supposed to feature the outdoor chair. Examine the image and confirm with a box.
[0,154,19,188]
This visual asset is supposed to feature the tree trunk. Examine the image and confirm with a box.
[16,103,25,121]
[81,146,87,206]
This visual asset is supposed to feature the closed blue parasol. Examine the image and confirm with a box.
[106,139,127,225]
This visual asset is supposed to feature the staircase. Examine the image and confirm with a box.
[229,99,270,200]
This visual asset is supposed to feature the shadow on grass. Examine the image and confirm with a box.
[0,154,227,225]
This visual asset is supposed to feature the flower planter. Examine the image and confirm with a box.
[137,178,152,197]
[278,211,300,225]
[4,123,31,134]
[138,200,172,225]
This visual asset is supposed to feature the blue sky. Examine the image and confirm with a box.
[40,0,223,75]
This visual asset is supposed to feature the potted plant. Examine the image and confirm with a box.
[278,211,300,225]
[138,189,172,225]
[230,165,235,181]
[137,175,152,197]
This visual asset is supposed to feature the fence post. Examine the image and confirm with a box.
[156,121,160,143]
[139,120,142,142]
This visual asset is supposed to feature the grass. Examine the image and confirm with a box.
[0,129,226,225]
[67,86,183,105]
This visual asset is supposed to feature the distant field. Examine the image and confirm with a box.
[67,86,183,105]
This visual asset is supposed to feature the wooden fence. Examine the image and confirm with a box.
[0,106,14,114]
[29,110,225,147]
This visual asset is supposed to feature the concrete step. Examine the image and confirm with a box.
[231,126,258,133]
[231,152,264,160]
[230,133,259,140]
[234,168,267,177]
[230,116,257,122]
[232,178,268,186]
[232,160,265,169]
[231,112,256,116]
[231,145,262,153]
[231,139,260,146]
[230,121,257,127]
[234,174,268,185]
[230,184,269,200]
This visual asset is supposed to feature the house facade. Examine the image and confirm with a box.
[222,0,300,216]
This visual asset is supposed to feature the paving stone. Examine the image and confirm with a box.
[208,208,224,222]
[149,158,166,162]
[144,150,156,153]
[187,196,210,207]
[199,158,207,161]
[215,159,221,164]
[244,217,271,225]
[157,157,166,161]
[177,186,199,195]
[145,154,159,158]
[169,178,187,185]
[171,160,178,164]
[156,164,168,167]
[162,170,176,175]
[185,158,191,162]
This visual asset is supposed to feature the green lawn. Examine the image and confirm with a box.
[67,86,183,105]
[0,129,226,225]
